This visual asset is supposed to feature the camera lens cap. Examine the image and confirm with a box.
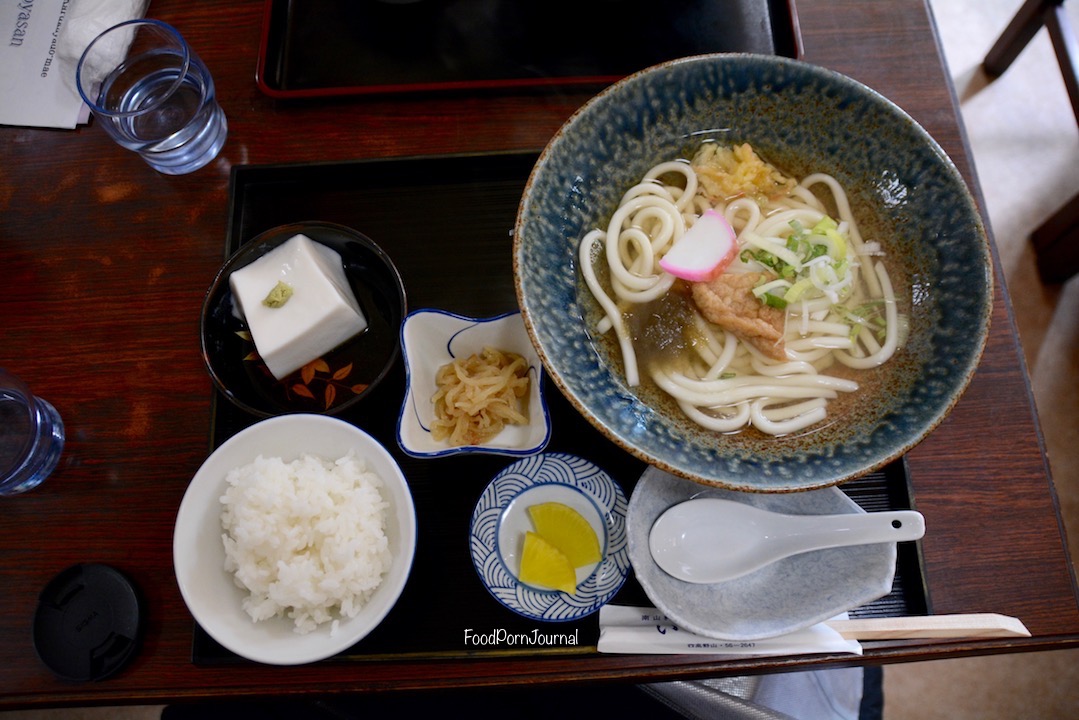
[33,563,143,681]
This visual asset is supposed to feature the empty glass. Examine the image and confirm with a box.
[0,369,65,496]
[75,19,227,175]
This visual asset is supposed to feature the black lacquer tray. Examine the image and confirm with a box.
[193,151,928,664]
[256,0,803,98]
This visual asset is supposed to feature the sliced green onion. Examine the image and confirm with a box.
[811,216,838,234]
[825,228,847,261]
[753,278,792,297]
[745,234,802,268]
[783,277,816,303]
[742,249,797,280]
[761,293,788,309]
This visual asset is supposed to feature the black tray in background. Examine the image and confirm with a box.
[256,0,803,98]
[193,152,929,664]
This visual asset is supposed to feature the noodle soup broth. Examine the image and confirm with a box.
[578,139,919,447]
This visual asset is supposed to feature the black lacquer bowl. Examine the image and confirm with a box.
[201,221,407,418]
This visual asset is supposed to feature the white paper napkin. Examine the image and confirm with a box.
[0,0,149,129]
[597,605,863,656]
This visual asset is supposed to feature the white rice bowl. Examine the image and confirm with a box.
[174,414,416,665]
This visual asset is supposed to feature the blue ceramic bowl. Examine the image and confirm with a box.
[513,54,992,492]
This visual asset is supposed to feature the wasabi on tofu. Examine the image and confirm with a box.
[262,281,293,308]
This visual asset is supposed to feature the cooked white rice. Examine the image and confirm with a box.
[220,450,392,634]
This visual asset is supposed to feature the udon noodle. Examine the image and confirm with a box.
[579,142,905,436]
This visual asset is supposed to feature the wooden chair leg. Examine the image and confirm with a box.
[1031,193,1079,283]
[984,0,1059,76]
[1045,2,1079,118]
[984,1,1079,283]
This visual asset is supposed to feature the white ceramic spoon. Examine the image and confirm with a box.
[649,497,926,584]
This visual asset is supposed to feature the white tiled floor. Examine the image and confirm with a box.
[4,2,1077,718]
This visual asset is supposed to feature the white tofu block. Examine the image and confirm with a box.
[229,234,368,380]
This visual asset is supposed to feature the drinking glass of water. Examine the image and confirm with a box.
[75,19,227,175]
[0,369,65,497]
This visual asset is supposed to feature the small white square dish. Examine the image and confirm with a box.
[397,309,551,458]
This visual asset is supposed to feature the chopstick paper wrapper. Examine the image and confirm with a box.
[597,606,863,656]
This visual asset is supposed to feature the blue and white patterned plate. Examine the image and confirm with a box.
[469,453,630,621]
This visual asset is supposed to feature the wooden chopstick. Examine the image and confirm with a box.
[825,613,1030,640]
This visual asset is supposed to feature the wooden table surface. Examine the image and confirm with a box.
[2,0,1077,710]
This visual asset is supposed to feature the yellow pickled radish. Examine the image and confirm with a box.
[527,502,602,568]
[518,531,578,594]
